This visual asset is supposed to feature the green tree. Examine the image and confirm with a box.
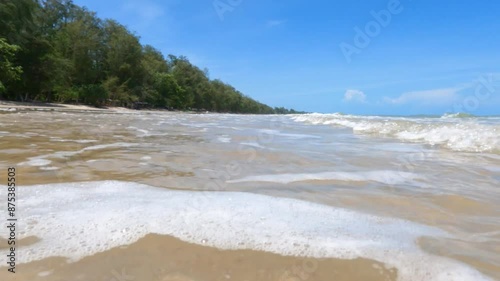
[0,38,22,95]
[139,45,169,105]
[103,20,144,105]
[78,84,107,107]
[0,0,37,45]
[170,56,212,109]
[153,73,186,109]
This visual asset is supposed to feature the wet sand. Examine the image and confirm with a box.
[0,234,397,281]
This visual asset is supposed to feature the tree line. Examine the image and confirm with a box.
[0,0,304,114]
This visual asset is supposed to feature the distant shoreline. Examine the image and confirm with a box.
[0,100,213,114]
[0,100,291,115]
[0,100,132,113]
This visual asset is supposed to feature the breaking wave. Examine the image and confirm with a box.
[291,113,500,153]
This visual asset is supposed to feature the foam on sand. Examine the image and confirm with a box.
[0,181,491,281]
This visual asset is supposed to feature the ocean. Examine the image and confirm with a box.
[0,110,498,281]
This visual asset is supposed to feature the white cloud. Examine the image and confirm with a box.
[383,87,462,106]
[343,89,367,103]
[267,20,286,27]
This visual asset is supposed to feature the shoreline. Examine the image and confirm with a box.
[0,100,277,115]
[0,100,130,113]
[0,100,206,114]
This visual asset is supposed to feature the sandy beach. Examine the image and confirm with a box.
[0,234,397,281]
[0,101,145,113]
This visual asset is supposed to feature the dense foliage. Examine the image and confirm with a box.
[0,0,301,114]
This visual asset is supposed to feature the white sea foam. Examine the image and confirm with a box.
[0,108,16,112]
[82,143,135,152]
[240,142,267,149]
[258,129,321,139]
[50,138,98,144]
[127,126,171,137]
[17,143,136,167]
[227,170,422,185]
[19,157,52,167]
[0,181,491,281]
[217,135,231,143]
[48,142,135,157]
[39,166,60,171]
[292,114,500,153]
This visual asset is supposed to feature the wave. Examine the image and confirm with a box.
[17,142,136,167]
[292,114,500,153]
[441,113,477,119]
[0,181,491,281]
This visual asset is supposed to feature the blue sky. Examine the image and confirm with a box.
[73,0,500,115]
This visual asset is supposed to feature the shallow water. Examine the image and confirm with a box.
[0,110,499,281]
